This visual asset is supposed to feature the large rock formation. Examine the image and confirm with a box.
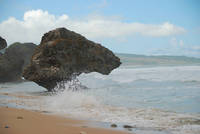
[0,42,37,82]
[23,28,121,91]
[0,36,7,51]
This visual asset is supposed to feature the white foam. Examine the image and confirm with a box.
[45,89,101,115]
[2,65,200,134]
[79,66,200,84]
[1,81,199,134]
[44,87,200,134]
[42,65,200,134]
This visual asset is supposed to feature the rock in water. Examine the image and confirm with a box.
[23,27,121,91]
[0,42,37,82]
[0,36,7,50]
[111,124,118,128]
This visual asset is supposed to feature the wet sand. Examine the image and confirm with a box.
[0,107,131,134]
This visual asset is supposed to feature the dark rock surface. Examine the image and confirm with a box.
[23,27,121,91]
[110,124,117,128]
[123,125,134,128]
[0,36,7,50]
[0,42,37,82]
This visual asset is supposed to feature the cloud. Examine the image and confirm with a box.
[0,9,186,44]
[180,45,200,57]
[151,38,200,57]
[191,46,200,51]
[170,37,178,47]
[179,40,184,47]
[189,46,200,54]
[170,38,185,47]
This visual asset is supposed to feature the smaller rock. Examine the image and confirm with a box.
[81,126,88,128]
[5,125,9,128]
[80,131,87,134]
[4,93,9,95]
[0,42,37,83]
[110,123,117,128]
[42,111,51,113]
[123,125,133,128]
[17,116,23,119]
[193,119,200,125]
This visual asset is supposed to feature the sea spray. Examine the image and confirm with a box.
[45,87,102,116]
[44,87,200,134]
[52,74,88,92]
[1,65,200,134]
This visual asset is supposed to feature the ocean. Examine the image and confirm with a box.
[0,54,200,134]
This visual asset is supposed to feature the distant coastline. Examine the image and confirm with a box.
[116,53,200,66]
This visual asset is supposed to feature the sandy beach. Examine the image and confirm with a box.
[0,107,130,134]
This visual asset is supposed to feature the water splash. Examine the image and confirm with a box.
[52,73,88,92]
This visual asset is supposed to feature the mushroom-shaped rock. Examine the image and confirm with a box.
[0,36,7,50]
[23,28,121,91]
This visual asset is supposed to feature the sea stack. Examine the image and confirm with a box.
[0,36,7,50]
[23,27,121,91]
[0,42,37,82]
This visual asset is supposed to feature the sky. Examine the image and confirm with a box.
[0,0,200,57]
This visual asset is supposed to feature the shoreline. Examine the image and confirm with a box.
[0,106,131,134]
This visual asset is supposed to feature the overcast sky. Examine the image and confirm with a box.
[0,0,199,57]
